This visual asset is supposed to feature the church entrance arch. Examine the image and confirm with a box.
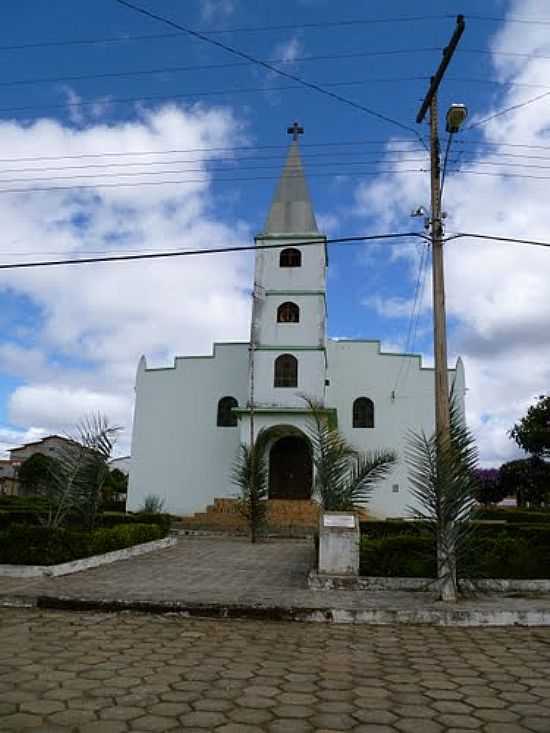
[268,432,312,500]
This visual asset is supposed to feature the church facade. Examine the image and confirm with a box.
[128,132,465,520]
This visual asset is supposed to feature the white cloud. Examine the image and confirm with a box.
[200,0,237,23]
[353,0,550,465]
[273,37,303,66]
[0,102,252,456]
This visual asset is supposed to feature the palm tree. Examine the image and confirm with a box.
[304,396,396,512]
[232,428,273,543]
[406,400,479,602]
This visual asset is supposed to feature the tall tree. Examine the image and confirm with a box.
[510,394,550,459]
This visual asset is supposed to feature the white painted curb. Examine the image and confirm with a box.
[0,535,177,578]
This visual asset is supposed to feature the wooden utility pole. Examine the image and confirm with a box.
[416,15,465,444]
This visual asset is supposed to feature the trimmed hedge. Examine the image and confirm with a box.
[360,529,550,579]
[0,523,166,565]
[476,509,550,524]
[0,508,172,533]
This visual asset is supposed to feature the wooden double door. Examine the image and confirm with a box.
[268,435,312,500]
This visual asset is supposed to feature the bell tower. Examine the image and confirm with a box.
[250,123,327,409]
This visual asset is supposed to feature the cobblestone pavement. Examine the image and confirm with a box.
[1,607,550,732]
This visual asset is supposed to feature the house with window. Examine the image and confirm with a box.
[128,129,464,520]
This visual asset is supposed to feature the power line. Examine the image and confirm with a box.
[114,0,427,145]
[0,17,453,53]
[0,159,429,186]
[0,148,428,175]
[0,139,421,165]
[0,76,430,115]
[466,88,550,131]
[0,233,426,270]
[468,14,550,26]
[0,168,427,195]
[448,232,550,248]
[0,48,441,89]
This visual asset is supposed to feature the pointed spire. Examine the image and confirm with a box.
[263,127,319,235]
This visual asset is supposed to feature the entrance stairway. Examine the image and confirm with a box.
[175,498,321,536]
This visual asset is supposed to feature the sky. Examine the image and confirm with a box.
[0,0,548,466]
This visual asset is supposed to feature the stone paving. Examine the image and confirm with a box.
[3,537,550,625]
[1,606,550,732]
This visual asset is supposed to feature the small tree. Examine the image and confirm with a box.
[500,457,550,508]
[42,414,120,529]
[140,494,165,513]
[17,453,60,498]
[406,402,479,602]
[473,468,506,507]
[304,397,396,512]
[232,429,271,543]
[510,394,550,459]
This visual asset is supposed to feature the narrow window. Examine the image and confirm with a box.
[274,354,298,388]
[353,397,374,428]
[277,301,300,323]
[217,396,238,427]
[279,248,301,268]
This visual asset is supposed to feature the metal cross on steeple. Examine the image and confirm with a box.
[287,121,304,141]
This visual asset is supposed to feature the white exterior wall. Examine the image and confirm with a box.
[253,349,326,407]
[254,235,326,291]
[326,340,465,519]
[255,293,325,347]
[128,343,249,515]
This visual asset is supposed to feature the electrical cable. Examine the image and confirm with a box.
[0,168,427,195]
[440,134,453,199]
[0,76,430,115]
[0,159,429,186]
[466,88,550,131]
[0,48,441,88]
[446,232,550,248]
[0,232,428,270]
[114,0,428,146]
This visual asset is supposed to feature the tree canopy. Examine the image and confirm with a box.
[510,394,550,459]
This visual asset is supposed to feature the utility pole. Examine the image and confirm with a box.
[416,15,465,445]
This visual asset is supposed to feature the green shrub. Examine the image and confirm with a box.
[0,522,166,565]
[131,512,172,533]
[476,509,550,524]
[360,535,435,577]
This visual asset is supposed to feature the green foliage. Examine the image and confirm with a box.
[473,468,507,507]
[17,453,60,498]
[359,528,550,579]
[140,494,165,513]
[130,512,172,533]
[303,396,396,511]
[360,535,436,577]
[0,522,165,565]
[510,394,550,459]
[232,428,272,543]
[499,457,550,508]
[406,398,480,600]
[476,508,550,523]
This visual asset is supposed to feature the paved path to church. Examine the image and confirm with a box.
[3,537,550,623]
[1,606,550,732]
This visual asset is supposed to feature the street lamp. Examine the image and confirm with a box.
[445,103,468,134]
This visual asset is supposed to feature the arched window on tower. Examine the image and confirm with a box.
[217,396,238,427]
[274,354,298,388]
[277,302,300,323]
[353,397,374,428]
[279,248,301,268]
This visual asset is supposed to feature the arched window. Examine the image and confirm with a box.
[217,396,238,427]
[279,248,301,268]
[353,397,374,428]
[274,354,298,388]
[277,301,300,323]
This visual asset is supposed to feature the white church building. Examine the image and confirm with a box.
[128,128,465,521]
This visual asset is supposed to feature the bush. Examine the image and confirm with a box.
[360,535,435,577]
[473,468,507,506]
[476,509,550,523]
[0,522,166,565]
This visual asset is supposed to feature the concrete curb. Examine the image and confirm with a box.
[0,535,177,578]
[0,595,543,626]
[308,570,550,593]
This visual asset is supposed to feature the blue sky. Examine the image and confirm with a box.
[0,0,548,465]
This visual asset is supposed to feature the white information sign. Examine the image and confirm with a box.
[323,514,355,529]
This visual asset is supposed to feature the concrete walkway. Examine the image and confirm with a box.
[2,536,550,625]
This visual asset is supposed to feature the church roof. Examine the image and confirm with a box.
[263,139,320,235]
